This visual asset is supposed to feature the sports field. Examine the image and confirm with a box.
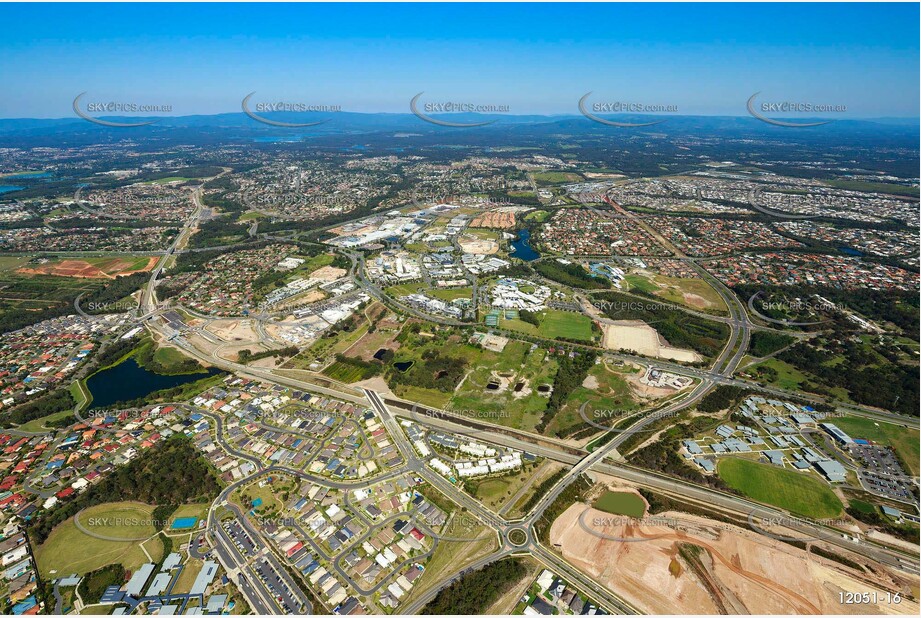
[538,310,594,341]
[35,502,162,577]
[717,457,843,519]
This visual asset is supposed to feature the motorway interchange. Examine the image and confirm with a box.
[127,179,920,615]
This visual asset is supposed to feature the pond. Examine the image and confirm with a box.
[593,490,647,518]
[392,360,414,372]
[510,228,540,261]
[86,357,218,410]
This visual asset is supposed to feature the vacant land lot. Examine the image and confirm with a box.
[35,501,162,577]
[533,171,583,185]
[718,457,842,519]
[18,255,155,279]
[625,272,727,314]
[449,340,558,432]
[549,361,640,438]
[322,357,378,383]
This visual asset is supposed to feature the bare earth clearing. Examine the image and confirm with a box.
[550,503,918,615]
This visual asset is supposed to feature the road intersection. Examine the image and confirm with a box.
[123,179,919,614]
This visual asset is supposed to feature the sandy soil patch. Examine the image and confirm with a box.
[582,374,600,389]
[310,265,347,282]
[601,320,701,362]
[458,236,499,255]
[353,375,397,398]
[18,256,156,279]
[549,503,918,615]
[470,211,516,229]
[206,319,260,343]
[683,292,709,309]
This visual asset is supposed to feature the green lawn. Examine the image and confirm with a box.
[429,287,473,302]
[496,310,594,342]
[524,210,549,222]
[386,282,426,297]
[718,457,843,519]
[594,491,646,517]
[35,502,162,577]
[624,274,658,294]
[16,408,74,432]
[532,171,583,185]
[152,345,195,370]
[832,416,920,476]
[538,310,594,341]
[748,357,809,390]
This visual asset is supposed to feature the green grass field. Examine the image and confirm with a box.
[524,210,550,222]
[0,256,30,272]
[532,171,583,185]
[16,408,74,432]
[537,310,594,341]
[496,309,594,342]
[718,457,843,519]
[429,287,473,302]
[143,176,191,184]
[35,502,162,577]
[322,358,377,383]
[748,357,809,390]
[152,345,195,370]
[548,362,639,437]
[624,273,727,314]
[594,491,646,517]
[832,416,920,476]
[624,274,658,294]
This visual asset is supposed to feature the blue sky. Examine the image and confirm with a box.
[1,2,918,118]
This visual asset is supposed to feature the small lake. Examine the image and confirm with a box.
[393,360,414,372]
[838,246,864,257]
[594,490,646,518]
[510,228,540,261]
[0,185,23,194]
[86,357,218,410]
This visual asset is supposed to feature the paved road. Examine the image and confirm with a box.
[130,189,919,615]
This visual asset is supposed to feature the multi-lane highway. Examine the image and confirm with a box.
[129,180,918,615]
